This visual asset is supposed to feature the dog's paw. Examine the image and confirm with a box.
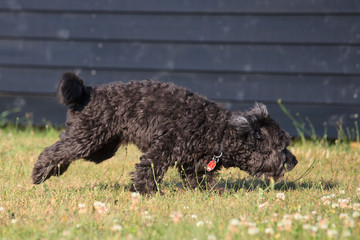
[32,163,53,184]
[32,162,70,184]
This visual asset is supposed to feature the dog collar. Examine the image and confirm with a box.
[206,152,223,172]
[207,120,227,172]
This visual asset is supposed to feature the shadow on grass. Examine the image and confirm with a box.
[218,177,339,192]
[170,177,339,193]
[69,177,338,195]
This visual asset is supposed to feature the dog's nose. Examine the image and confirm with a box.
[294,158,298,166]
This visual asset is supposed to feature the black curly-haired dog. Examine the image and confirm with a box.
[32,72,297,194]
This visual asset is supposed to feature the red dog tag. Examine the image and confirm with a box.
[206,160,217,172]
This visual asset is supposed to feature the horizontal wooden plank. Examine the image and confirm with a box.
[1,67,360,105]
[1,94,358,138]
[1,40,359,75]
[0,0,359,14]
[226,102,360,139]
[1,13,359,44]
[0,95,67,126]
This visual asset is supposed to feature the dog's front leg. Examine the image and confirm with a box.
[32,139,82,184]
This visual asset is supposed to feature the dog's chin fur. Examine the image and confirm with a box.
[31,72,297,194]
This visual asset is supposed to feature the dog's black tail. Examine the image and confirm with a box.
[57,72,89,106]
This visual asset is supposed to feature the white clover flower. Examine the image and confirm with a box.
[339,198,351,209]
[339,190,345,195]
[277,222,284,231]
[229,218,240,226]
[170,211,183,223]
[331,203,339,209]
[130,192,140,210]
[78,203,86,208]
[191,214,198,219]
[344,218,355,228]
[94,201,106,208]
[247,226,260,235]
[110,224,122,232]
[283,214,291,220]
[141,211,152,220]
[265,227,274,235]
[352,203,360,211]
[352,211,360,218]
[205,220,213,226]
[321,195,331,201]
[78,203,87,213]
[339,213,349,219]
[259,202,269,209]
[327,229,338,238]
[247,222,257,228]
[318,218,329,230]
[94,201,109,214]
[170,211,183,218]
[302,224,311,230]
[196,221,204,227]
[276,193,285,200]
[0,207,4,212]
[338,198,350,205]
[310,226,318,233]
[131,192,140,198]
[293,212,304,220]
[281,218,292,231]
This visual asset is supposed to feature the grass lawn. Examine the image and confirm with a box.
[0,127,360,239]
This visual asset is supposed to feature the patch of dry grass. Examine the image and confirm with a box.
[0,127,360,239]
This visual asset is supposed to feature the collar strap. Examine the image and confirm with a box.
[213,152,223,163]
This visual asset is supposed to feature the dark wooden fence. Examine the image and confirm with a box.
[0,0,359,138]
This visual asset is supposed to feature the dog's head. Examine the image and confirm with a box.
[228,102,297,182]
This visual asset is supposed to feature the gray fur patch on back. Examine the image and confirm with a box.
[229,102,269,131]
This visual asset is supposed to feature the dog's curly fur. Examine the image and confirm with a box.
[32,72,297,194]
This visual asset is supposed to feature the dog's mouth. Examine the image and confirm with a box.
[283,157,298,173]
[253,157,297,183]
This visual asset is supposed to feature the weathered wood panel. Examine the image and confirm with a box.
[0,0,359,138]
[1,67,359,105]
[0,95,66,126]
[1,0,359,14]
[1,13,359,44]
[1,40,359,74]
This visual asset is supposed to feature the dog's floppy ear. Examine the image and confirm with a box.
[246,102,269,122]
[229,102,269,132]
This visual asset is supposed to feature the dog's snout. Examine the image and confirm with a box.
[290,152,298,167]
[284,150,297,172]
